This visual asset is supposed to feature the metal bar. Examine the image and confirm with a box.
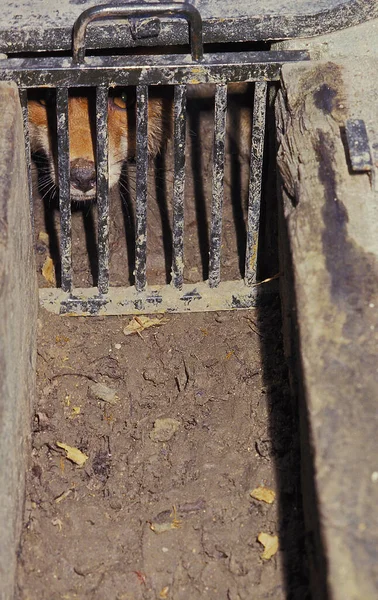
[96,85,109,294]
[135,85,148,293]
[208,83,227,288]
[19,88,34,227]
[39,278,278,316]
[245,81,267,285]
[171,84,187,290]
[72,3,203,64]
[56,87,72,292]
[0,51,310,88]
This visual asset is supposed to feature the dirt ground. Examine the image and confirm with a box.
[16,85,309,600]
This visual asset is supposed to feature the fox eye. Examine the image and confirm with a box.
[37,90,54,106]
[112,91,128,110]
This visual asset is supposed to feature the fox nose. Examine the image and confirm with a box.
[70,158,96,193]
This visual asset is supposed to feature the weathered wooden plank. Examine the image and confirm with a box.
[277,60,378,599]
[0,82,38,599]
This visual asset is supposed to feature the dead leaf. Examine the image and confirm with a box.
[42,256,56,285]
[123,315,168,336]
[150,505,181,534]
[38,231,49,245]
[90,382,119,405]
[55,334,69,345]
[56,442,88,467]
[52,518,63,531]
[150,521,180,534]
[250,485,276,504]
[257,532,279,560]
[55,489,73,504]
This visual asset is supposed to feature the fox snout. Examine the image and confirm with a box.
[70,158,96,195]
[28,89,168,203]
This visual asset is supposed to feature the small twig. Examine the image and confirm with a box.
[51,372,98,382]
[245,317,264,339]
[37,349,49,363]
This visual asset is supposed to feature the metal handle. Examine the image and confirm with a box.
[72,2,203,64]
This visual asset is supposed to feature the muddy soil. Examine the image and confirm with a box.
[16,85,309,600]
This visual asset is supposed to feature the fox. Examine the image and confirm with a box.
[28,87,170,203]
[28,83,253,203]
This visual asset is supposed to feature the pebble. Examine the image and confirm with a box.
[150,418,180,442]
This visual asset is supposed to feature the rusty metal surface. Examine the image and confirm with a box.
[171,84,187,291]
[0,50,309,87]
[39,280,278,316]
[135,84,149,294]
[1,0,377,53]
[208,83,227,289]
[95,85,109,295]
[245,80,267,285]
[56,87,72,293]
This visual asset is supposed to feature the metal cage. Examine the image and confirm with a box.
[0,3,308,315]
